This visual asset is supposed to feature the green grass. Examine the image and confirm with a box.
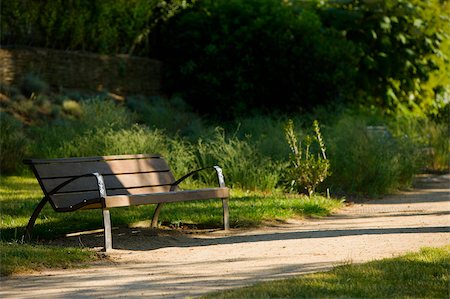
[0,241,98,276]
[0,175,343,276]
[204,245,450,299]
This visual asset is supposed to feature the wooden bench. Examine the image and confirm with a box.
[23,154,230,252]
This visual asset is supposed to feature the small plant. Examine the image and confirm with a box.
[62,100,83,118]
[284,119,330,196]
[19,73,48,97]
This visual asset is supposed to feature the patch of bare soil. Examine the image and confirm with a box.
[1,174,449,298]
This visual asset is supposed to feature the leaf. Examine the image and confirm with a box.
[397,33,407,44]
[371,30,378,39]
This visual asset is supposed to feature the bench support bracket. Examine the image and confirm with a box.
[24,196,49,241]
[151,203,164,228]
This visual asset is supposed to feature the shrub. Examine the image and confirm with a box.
[0,113,27,174]
[284,120,331,196]
[1,0,192,55]
[28,98,136,158]
[318,0,450,112]
[126,95,206,138]
[325,112,421,195]
[155,0,358,118]
[387,114,449,173]
[426,123,449,172]
[59,125,168,158]
[61,100,82,118]
[19,74,48,97]
[233,115,290,160]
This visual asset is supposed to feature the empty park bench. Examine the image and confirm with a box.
[23,154,230,252]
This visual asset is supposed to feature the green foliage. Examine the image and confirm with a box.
[28,98,137,158]
[126,95,206,138]
[387,113,449,173]
[195,129,282,191]
[284,120,331,196]
[325,110,422,195]
[0,113,28,174]
[1,0,193,55]
[0,83,445,195]
[19,74,49,97]
[318,0,450,112]
[232,115,291,160]
[204,245,450,299]
[155,0,358,118]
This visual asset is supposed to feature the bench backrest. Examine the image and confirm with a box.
[24,154,176,210]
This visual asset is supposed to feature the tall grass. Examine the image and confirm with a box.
[3,94,446,195]
[388,114,449,173]
[195,128,283,191]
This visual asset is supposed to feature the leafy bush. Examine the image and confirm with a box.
[61,100,82,118]
[232,115,290,160]
[126,95,206,138]
[318,0,450,112]
[284,120,331,195]
[155,0,358,118]
[325,112,421,195]
[28,98,136,158]
[19,74,49,97]
[387,113,449,173]
[0,113,28,174]
[1,0,192,55]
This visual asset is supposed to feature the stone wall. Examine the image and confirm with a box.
[0,46,162,96]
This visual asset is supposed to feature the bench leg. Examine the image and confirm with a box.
[222,198,230,230]
[151,203,164,228]
[102,208,112,252]
[24,196,49,241]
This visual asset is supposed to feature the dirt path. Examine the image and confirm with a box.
[1,174,449,298]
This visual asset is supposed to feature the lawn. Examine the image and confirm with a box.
[203,245,450,299]
[0,175,343,276]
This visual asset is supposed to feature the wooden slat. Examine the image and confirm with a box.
[42,172,175,194]
[34,158,170,179]
[104,187,230,208]
[24,154,161,164]
[50,186,173,209]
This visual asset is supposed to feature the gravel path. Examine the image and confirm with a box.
[1,174,449,298]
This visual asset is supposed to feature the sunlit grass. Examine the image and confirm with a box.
[0,175,343,276]
[0,241,98,276]
[204,245,450,299]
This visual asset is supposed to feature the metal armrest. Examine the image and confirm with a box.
[48,172,106,199]
[171,166,226,190]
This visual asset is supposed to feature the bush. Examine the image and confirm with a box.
[0,113,27,174]
[1,0,192,55]
[233,115,290,160]
[318,0,450,112]
[126,95,206,138]
[155,0,358,118]
[28,98,136,158]
[19,74,48,97]
[284,120,331,196]
[387,114,449,173]
[325,112,421,195]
